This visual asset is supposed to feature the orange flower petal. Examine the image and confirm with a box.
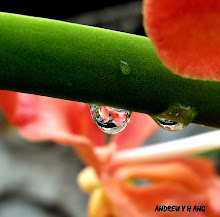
[0,91,106,147]
[208,179,220,215]
[108,158,215,193]
[110,112,159,150]
[143,0,220,81]
[99,157,220,217]
[102,181,211,217]
[0,91,39,126]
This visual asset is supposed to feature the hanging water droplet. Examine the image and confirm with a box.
[89,104,131,134]
[152,103,197,132]
[155,117,186,131]
[120,61,131,75]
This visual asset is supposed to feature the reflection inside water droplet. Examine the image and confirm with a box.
[156,117,186,131]
[89,104,131,134]
[120,61,131,75]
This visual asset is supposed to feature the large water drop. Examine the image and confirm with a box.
[89,105,131,134]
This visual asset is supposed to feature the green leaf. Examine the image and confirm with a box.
[0,12,220,128]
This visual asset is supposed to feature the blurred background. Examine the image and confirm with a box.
[0,1,218,217]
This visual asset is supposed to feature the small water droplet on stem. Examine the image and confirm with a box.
[120,61,131,75]
[152,103,197,132]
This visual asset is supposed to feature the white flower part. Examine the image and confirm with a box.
[113,130,220,164]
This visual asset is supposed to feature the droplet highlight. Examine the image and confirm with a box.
[120,61,131,75]
[152,103,197,132]
[89,105,131,134]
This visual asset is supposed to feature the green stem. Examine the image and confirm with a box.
[0,12,220,128]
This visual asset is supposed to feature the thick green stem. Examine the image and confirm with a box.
[0,12,220,127]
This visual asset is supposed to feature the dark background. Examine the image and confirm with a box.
[0,0,145,35]
[0,1,137,19]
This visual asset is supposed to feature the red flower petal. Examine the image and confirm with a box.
[143,0,220,81]
[0,91,106,147]
[110,112,159,150]
[0,91,39,126]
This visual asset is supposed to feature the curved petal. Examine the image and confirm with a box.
[110,112,159,150]
[102,181,211,217]
[110,163,205,193]
[143,0,220,81]
[100,157,220,217]
[0,91,106,147]
[107,158,216,193]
